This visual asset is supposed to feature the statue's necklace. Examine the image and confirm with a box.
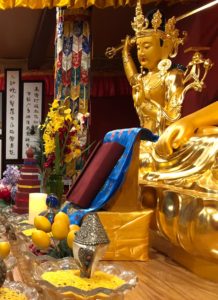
[142,59,172,93]
[142,71,164,93]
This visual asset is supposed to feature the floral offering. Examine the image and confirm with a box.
[2,165,20,187]
[39,98,89,201]
[0,165,20,204]
[40,98,89,178]
[0,184,10,203]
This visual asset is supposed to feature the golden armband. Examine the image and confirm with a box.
[122,53,130,64]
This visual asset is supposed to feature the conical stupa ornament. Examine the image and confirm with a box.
[73,213,110,278]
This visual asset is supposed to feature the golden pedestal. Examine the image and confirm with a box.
[150,230,218,282]
[140,179,218,282]
[140,133,218,282]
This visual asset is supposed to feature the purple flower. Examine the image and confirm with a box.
[2,165,20,186]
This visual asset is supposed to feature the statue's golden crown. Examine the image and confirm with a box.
[132,0,186,56]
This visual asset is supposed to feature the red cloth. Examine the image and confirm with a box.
[67,141,125,208]
[91,75,131,97]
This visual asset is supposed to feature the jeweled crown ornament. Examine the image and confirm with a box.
[132,0,186,57]
[73,213,110,278]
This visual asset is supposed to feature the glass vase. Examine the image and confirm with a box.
[46,174,64,205]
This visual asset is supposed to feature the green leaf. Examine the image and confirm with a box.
[48,248,60,259]
[55,133,61,175]
[58,239,73,257]
[32,127,46,173]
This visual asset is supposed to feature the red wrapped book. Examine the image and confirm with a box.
[67,141,125,208]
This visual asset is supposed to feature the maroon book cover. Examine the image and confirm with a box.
[67,141,125,208]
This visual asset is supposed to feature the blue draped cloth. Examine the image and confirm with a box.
[61,127,158,224]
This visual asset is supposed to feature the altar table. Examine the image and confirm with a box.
[12,249,218,300]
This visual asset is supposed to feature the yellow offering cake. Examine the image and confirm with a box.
[0,287,27,300]
[41,269,125,291]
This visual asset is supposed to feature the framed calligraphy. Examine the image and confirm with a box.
[5,69,21,160]
[22,81,44,158]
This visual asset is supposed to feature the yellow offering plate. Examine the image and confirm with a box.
[1,280,38,300]
[33,258,137,299]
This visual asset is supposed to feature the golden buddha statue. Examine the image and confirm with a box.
[106,0,218,281]
[122,7,186,135]
[106,1,213,178]
[117,1,211,178]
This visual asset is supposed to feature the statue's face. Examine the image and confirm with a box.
[137,35,163,71]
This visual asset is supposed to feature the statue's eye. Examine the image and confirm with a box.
[144,44,150,49]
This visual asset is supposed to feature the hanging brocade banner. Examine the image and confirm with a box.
[54,7,91,116]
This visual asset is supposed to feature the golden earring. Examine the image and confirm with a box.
[140,65,145,75]
[157,59,172,74]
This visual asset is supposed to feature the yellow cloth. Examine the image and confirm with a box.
[98,210,153,261]
[0,0,152,9]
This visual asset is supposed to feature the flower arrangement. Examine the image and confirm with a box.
[0,183,10,203]
[39,98,89,201]
[0,165,20,205]
[40,98,89,178]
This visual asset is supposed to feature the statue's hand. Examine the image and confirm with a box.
[155,116,197,157]
[123,35,134,53]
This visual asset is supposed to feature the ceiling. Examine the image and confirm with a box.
[0,7,56,72]
[0,0,215,73]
